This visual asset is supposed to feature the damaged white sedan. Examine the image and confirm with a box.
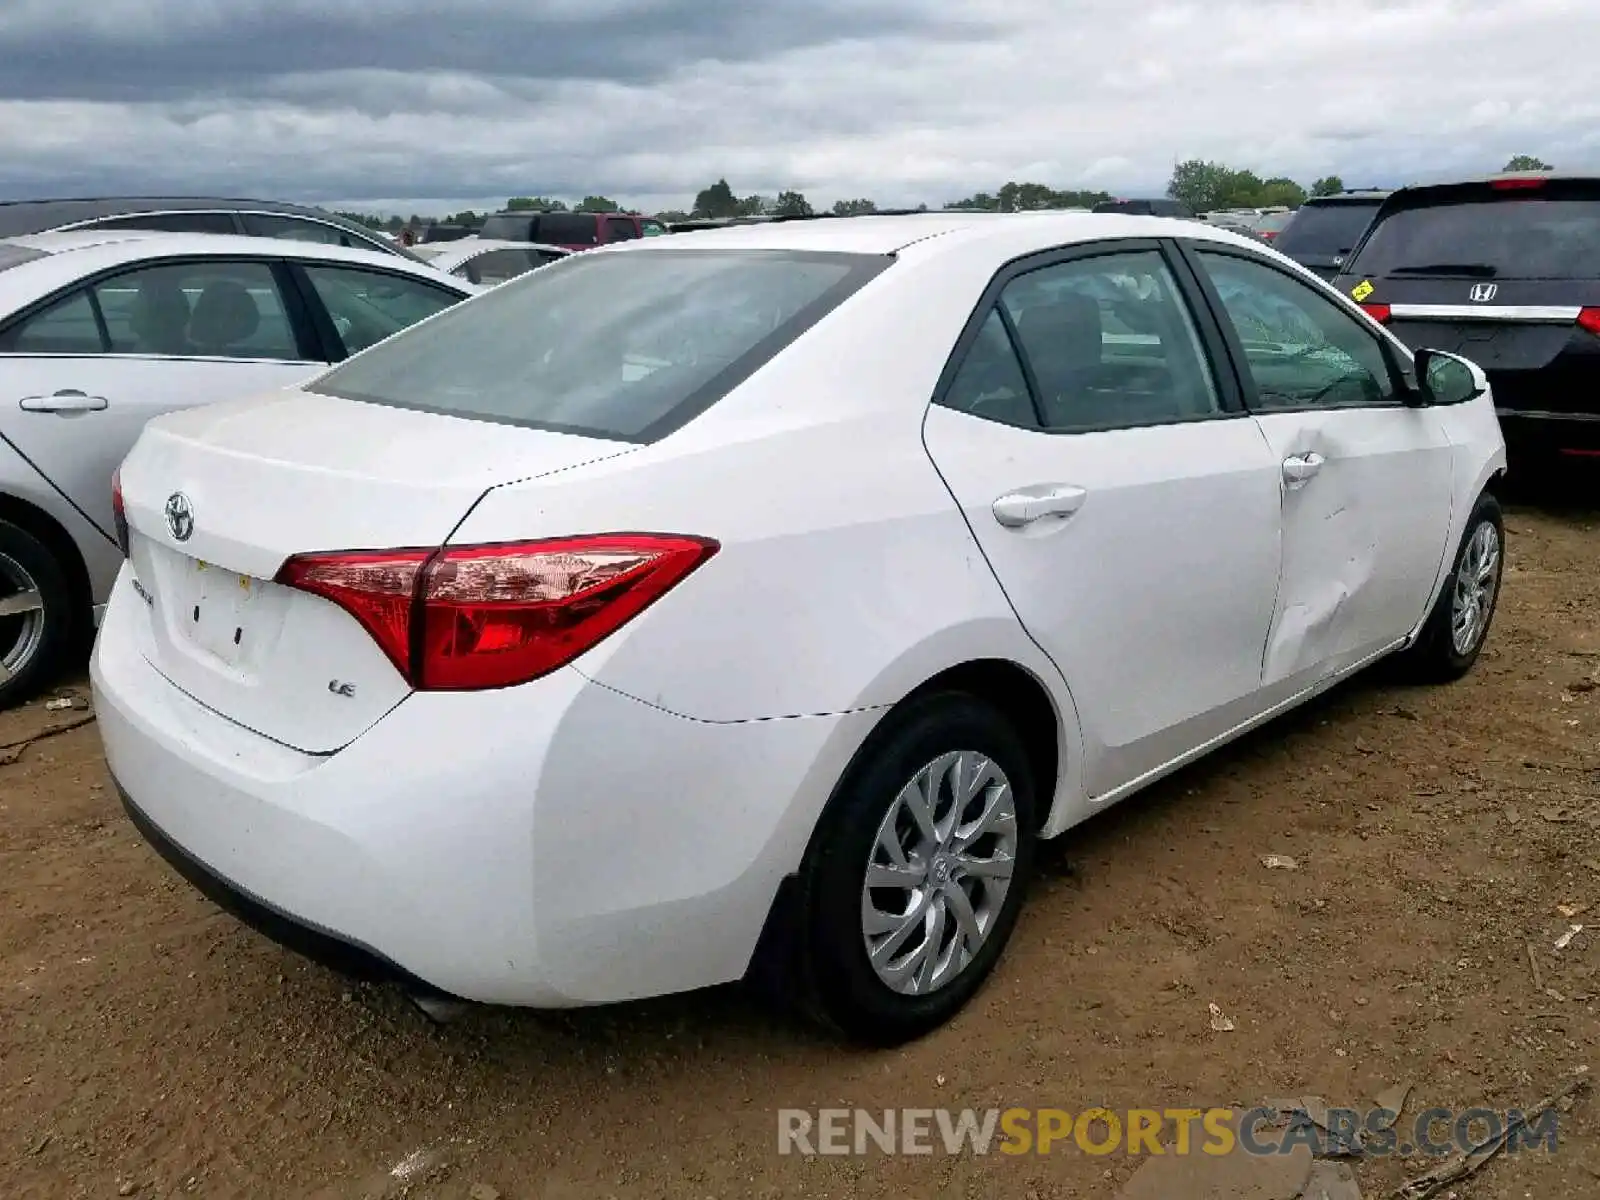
[94,214,1506,1046]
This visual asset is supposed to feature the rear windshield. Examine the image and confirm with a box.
[478,214,534,240]
[0,244,46,272]
[1350,197,1600,279]
[308,249,891,442]
[1274,201,1383,256]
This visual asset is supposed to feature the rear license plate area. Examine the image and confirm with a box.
[176,557,263,664]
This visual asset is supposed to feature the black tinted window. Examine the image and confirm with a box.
[605,217,641,242]
[309,250,889,442]
[1350,198,1600,279]
[535,214,600,245]
[0,289,105,354]
[1197,251,1395,409]
[939,309,1036,427]
[999,250,1220,431]
[94,260,302,359]
[1274,202,1382,256]
[478,214,536,240]
[89,212,237,235]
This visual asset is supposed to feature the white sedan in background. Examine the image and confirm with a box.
[0,231,476,705]
[413,238,571,286]
[95,215,1506,1044]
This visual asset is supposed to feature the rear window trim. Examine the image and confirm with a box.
[307,248,896,445]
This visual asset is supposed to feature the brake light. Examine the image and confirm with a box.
[1490,176,1546,190]
[1361,303,1392,324]
[276,534,718,690]
[1578,307,1600,335]
[111,467,130,557]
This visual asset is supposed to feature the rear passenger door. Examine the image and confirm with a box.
[921,241,1284,798]
[1179,244,1455,685]
[0,257,324,539]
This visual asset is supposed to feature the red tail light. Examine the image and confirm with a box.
[111,467,130,557]
[276,534,718,691]
[1360,303,1392,324]
[1578,307,1600,336]
[1490,176,1546,190]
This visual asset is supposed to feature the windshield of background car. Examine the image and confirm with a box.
[1348,196,1600,279]
[478,214,533,240]
[1274,202,1381,256]
[307,249,891,442]
[534,214,601,245]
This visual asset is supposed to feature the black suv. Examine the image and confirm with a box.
[1332,173,1600,464]
[1273,190,1391,280]
[0,196,422,261]
[1092,198,1195,218]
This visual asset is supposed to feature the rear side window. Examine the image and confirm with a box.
[308,249,891,442]
[454,248,546,285]
[0,289,103,354]
[1274,202,1382,256]
[241,213,384,253]
[87,212,238,235]
[605,217,641,242]
[94,260,302,359]
[478,214,535,240]
[1350,197,1600,280]
[534,214,601,245]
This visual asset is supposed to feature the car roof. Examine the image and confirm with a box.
[0,231,471,301]
[0,195,369,235]
[419,238,571,264]
[602,211,1262,258]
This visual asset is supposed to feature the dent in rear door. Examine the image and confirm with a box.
[921,243,1284,798]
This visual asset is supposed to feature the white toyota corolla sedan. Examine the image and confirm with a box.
[93,213,1507,1044]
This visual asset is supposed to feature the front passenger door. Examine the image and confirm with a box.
[1183,246,1455,688]
[921,243,1284,798]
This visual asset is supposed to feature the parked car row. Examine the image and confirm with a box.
[72,206,1510,1046]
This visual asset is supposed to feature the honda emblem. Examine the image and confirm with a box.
[1469,283,1498,303]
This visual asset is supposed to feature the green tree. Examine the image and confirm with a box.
[1166,160,1237,212]
[1504,154,1553,171]
[693,179,739,218]
[831,197,878,216]
[579,195,620,212]
[773,190,813,217]
[735,194,770,216]
[506,196,567,212]
[655,209,691,223]
[1310,175,1345,197]
[1255,177,1308,209]
[944,191,1000,211]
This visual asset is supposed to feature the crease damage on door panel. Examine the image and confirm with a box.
[1260,429,1380,684]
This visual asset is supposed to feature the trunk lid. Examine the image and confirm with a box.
[118,388,635,752]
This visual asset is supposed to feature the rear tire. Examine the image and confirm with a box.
[793,692,1037,1046]
[1396,492,1504,683]
[0,518,76,709]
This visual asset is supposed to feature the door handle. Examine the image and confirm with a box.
[20,389,109,414]
[992,484,1088,528]
[1281,452,1325,488]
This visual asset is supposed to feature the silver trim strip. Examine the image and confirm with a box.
[1497,408,1600,422]
[1389,304,1581,322]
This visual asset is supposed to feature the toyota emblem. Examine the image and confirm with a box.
[164,492,195,541]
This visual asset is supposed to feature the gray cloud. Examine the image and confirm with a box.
[1,0,1598,211]
[0,1,985,104]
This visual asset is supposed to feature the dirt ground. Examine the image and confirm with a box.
[3,499,1598,1200]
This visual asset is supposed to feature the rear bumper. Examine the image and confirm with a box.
[91,569,875,1006]
[1496,408,1600,455]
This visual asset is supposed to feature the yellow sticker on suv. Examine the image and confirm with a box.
[1350,279,1375,302]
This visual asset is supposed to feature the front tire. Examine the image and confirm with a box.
[1398,491,1504,682]
[0,519,77,709]
[794,692,1037,1046]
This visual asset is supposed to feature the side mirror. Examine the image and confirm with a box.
[1413,348,1487,406]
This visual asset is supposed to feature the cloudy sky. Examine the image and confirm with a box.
[0,0,1595,215]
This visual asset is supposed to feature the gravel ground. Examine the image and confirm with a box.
[2,500,1597,1200]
